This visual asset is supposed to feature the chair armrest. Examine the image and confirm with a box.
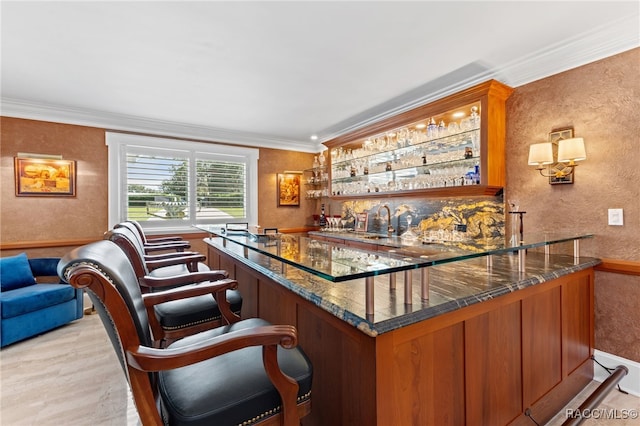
[144,251,203,261]
[142,277,241,331]
[143,241,191,253]
[144,254,206,271]
[146,236,184,243]
[127,324,298,371]
[138,270,229,289]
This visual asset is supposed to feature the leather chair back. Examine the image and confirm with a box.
[58,240,155,362]
[105,226,151,278]
[114,221,147,247]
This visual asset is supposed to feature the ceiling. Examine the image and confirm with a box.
[1,1,638,152]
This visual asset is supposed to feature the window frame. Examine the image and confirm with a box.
[106,132,259,234]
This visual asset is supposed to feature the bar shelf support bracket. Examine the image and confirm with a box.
[365,276,374,319]
[421,268,430,301]
[404,270,413,305]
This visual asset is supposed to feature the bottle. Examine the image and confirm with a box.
[319,204,327,227]
[427,117,438,140]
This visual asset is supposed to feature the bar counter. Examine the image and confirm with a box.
[200,227,598,336]
[200,227,600,425]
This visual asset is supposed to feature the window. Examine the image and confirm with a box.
[107,132,258,233]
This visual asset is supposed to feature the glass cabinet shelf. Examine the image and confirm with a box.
[303,166,328,199]
[331,127,480,170]
[323,80,514,198]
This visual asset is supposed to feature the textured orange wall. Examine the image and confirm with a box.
[0,118,315,253]
[257,147,316,230]
[1,118,108,246]
[505,48,640,362]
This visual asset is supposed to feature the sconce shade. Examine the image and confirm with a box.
[528,142,554,166]
[558,138,586,162]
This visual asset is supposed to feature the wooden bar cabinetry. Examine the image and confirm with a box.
[324,79,514,199]
[207,240,594,425]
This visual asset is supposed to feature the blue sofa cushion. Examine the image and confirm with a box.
[0,253,37,291]
[1,284,76,318]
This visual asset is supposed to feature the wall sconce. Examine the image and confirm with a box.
[528,137,586,184]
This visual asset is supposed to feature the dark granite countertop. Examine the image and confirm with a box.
[205,236,600,337]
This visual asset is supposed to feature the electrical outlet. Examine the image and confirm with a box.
[608,209,624,226]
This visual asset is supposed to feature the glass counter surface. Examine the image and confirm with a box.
[196,225,593,283]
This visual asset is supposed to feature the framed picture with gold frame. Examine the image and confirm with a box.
[14,157,76,196]
[277,173,301,206]
[548,127,574,185]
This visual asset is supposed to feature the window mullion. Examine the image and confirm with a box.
[188,154,197,226]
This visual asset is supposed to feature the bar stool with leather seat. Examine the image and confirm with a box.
[106,226,210,280]
[106,227,242,343]
[115,221,192,254]
[58,240,312,426]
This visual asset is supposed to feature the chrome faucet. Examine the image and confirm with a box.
[376,204,395,236]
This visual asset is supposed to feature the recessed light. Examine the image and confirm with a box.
[452,111,465,118]
[310,135,318,141]
[415,123,426,129]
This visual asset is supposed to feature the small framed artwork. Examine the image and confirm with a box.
[277,173,301,206]
[548,127,574,185]
[14,157,76,196]
[355,212,368,232]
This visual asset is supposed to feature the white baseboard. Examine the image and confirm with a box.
[593,349,640,397]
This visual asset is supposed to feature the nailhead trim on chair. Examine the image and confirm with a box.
[162,315,221,330]
[161,308,242,331]
[237,391,312,426]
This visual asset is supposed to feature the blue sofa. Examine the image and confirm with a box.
[1,253,84,348]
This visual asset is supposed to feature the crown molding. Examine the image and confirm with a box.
[1,14,637,151]
[316,14,639,143]
[0,98,323,153]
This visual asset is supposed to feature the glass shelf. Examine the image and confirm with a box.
[331,127,479,171]
[303,166,328,199]
[197,225,594,283]
[331,157,480,195]
[329,110,482,195]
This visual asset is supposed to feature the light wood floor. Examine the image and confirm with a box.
[1,313,139,425]
[1,311,638,425]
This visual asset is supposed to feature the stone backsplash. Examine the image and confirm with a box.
[327,195,505,242]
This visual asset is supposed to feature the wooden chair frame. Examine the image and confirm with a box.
[62,255,311,426]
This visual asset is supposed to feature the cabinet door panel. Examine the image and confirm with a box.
[297,306,377,426]
[257,278,297,326]
[380,323,465,426]
[465,301,522,425]
[563,273,593,375]
[522,286,562,406]
[235,263,258,318]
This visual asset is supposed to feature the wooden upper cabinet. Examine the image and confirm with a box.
[323,79,514,198]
